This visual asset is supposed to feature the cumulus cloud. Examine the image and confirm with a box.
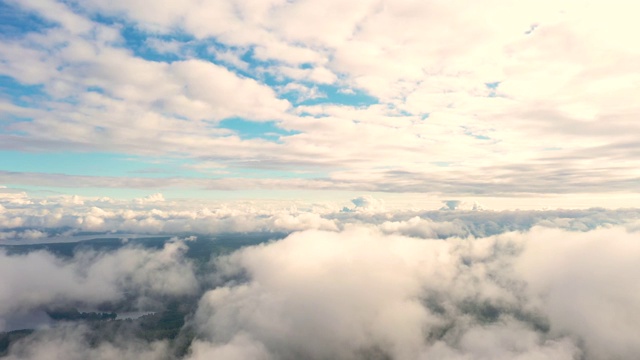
[515,227,640,359]
[379,216,468,239]
[0,190,33,205]
[2,190,640,241]
[133,193,165,204]
[187,226,640,360]
[2,197,640,359]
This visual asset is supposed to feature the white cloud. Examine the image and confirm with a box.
[134,193,165,204]
[2,193,640,359]
[189,225,640,359]
[2,189,640,240]
[279,83,325,103]
[379,216,467,239]
[210,48,250,71]
[3,0,640,196]
[515,227,640,359]
[0,190,33,205]
[0,238,198,330]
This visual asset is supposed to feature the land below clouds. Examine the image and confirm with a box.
[0,233,283,358]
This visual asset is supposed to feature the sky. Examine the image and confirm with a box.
[2,2,640,358]
[1,0,639,209]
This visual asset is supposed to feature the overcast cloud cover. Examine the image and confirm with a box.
[2,0,640,359]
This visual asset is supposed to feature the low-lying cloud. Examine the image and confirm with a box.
[2,202,640,359]
[0,239,198,332]
[3,192,640,243]
[188,226,640,359]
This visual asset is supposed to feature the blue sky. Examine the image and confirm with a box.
[1,0,639,207]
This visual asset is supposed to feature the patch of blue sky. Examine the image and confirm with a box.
[0,151,202,178]
[3,184,155,199]
[105,24,261,81]
[0,75,47,107]
[388,108,412,117]
[277,87,319,105]
[3,185,335,201]
[258,70,285,89]
[485,81,501,97]
[0,2,57,38]
[461,126,491,140]
[117,25,192,63]
[1,75,82,108]
[0,150,325,184]
[244,58,293,87]
[218,118,300,142]
[206,42,254,72]
[472,134,491,140]
[239,47,276,70]
[85,86,106,95]
[293,84,378,107]
[89,16,235,67]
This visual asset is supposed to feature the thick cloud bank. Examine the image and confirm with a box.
[2,210,640,359]
[189,226,640,360]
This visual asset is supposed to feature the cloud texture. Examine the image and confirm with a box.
[0,238,197,332]
[188,226,640,359]
[1,0,640,197]
[2,203,640,359]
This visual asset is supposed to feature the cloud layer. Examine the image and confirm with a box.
[2,201,640,359]
[1,0,640,196]
[2,190,640,242]
[189,226,640,359]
